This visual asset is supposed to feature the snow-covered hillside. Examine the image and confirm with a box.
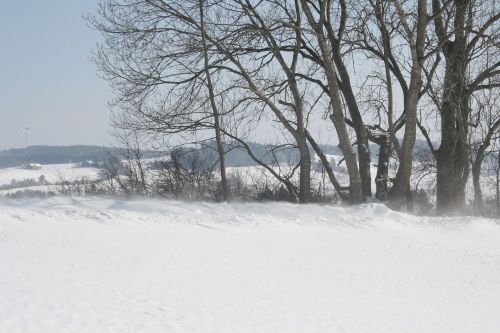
[0,197,499,332]
[0,163,100,197]
[0,163,99,187]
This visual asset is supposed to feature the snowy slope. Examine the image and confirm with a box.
[0,198,499,332]
[0,163,99,186]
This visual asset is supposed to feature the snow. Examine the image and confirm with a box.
[1,197,499,332]
[0,163,99,186]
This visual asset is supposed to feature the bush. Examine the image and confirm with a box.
[5,190,56,199]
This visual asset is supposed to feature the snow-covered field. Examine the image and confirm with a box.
[0,163,100,197]
[0,197,499,332]
[0,163,99,187]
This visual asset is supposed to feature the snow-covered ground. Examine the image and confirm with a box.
[0,163,100,196]
[0,163,99,187]
[0,158,356,198]
[0,197,499,332]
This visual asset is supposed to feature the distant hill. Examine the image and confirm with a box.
[179,138,431,168]
[0,143,335,169]
[0,146,133,169]
[174,141,353,168]
[0,138,431,169]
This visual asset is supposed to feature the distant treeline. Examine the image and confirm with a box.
[0,141,430,170]
[0,143,313,169]
[0,146,127,169]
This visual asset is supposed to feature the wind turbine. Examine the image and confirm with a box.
[23,123,31,148]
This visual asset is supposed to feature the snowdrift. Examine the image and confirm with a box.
[0,197,499,332]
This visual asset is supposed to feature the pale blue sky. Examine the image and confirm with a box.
[0,1,111,150]
[0,1,410,151]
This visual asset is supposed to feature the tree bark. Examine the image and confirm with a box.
[389,64,422,209]
[472,159,483,215]
[434,0,470,215]
[332,45,372,198]
[371,133,392,201]
[496,151,500,217]
[301,0,364,203]
[388,0,427,211]
[471,120,500,215]
[199,0,230,201]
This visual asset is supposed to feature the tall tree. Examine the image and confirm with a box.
[430,0,499,214]
[300,0,364,203]
[198,0,230,201]
[387,0,429,210]
[470,90,500,215]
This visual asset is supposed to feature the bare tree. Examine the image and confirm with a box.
[88,0,230,200]
[470,90,500,215]
[349,0,434,208]
[88,0,500,212]
[99,131,149,197]
[300,0,374,198]
[429,0,500,214]
[300,0,364,203]
[233,0,313,202]
[382,0,430,210]
[199,0,230,201]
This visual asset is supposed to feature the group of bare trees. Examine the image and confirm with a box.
[88,0,499,215]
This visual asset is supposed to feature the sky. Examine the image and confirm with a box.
[0,0,338,151]
[0,1,112,150]
[0,1,409,151]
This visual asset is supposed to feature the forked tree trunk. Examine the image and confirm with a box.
[301,0,364,203]
[388,0,427,211]
[333,48,372,198]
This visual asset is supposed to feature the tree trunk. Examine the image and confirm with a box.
[388,64,421,209]
[241,1,311,203]
[435,77,469,214]
[296,104,312,203]
[434,0,471,215]
[471,120,500,215]
[333,48,372,198]
[496,151,500,217]
[374,135,391,201]
[291,85,311,203]
[300,0,364,203]
[387,0,427,211]
[199,0,230,201]
[297,139,312,203]
[472,159,483,215]
[330,113,364,204]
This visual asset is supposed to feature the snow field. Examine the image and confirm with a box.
[0,198,499,332]
[0,164,99,187]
